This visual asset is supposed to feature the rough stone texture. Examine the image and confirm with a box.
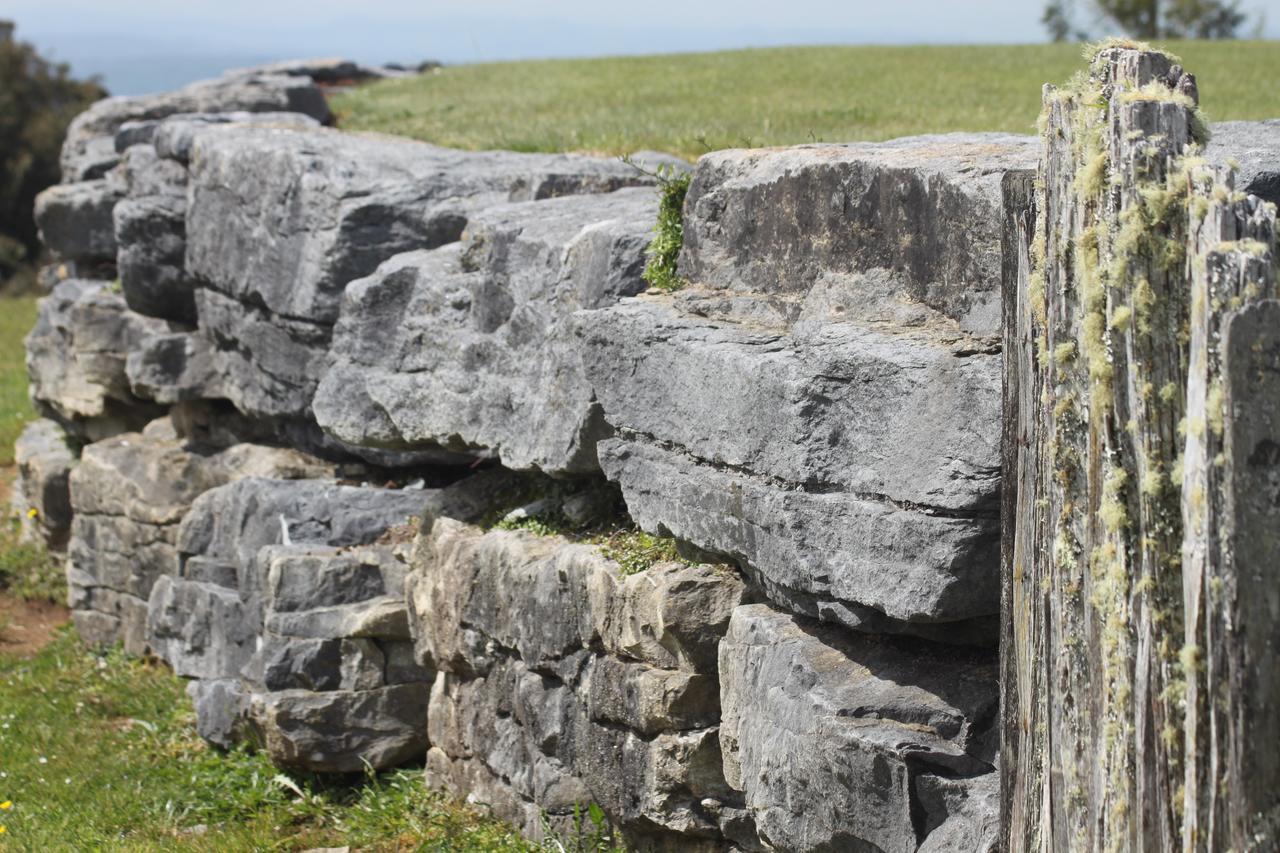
[579,135,1036,639]
[34,175,124,265]
[409,516,754,848]
[60,69,330,182]
[678,134,1038,336]
[67,417,335,654]
[719,603,999,853]
[314,188,656,473]
[112,144,193,321]
[146,476,436,771]
[10,418,78,549]
[26,280,177,440]
[1207,119,1280,205]
[186,124,655,327]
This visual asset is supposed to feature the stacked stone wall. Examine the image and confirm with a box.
[10,50,1277,851]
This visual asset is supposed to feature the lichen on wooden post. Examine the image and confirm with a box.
[1002,41,1279,852]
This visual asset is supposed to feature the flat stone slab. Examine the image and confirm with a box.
[719,603,999,853]
[185,124,657,326]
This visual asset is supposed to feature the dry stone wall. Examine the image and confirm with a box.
[11,51,1276,851]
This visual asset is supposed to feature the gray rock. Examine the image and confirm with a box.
[34,177,124,264]
[26,280,176,437]
[718,603,999,853]
[149,111,323,164]
[148,575,255,679]
[249,685,429,773]
[12,419,78,549]
[188,678,250,749]
[263,545,402,613]
[410,518,750,677]
[314,188,656,472]
[113,145,193,321]
[246,636,385,692]
[678,134,1037,336]
[185,124,655,326]
[576,135,1034,637]
[1207,120,1280,205]
[266,596,410,641]
[60,71,329,182]
[67,418,335,649]
[178,479,429,595]
[410,516,749,847]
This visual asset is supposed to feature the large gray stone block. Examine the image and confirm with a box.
[679,134,1038,336]
[34,177,125,265]
[577,135,1036,638]
[185,124,655,327]
[26,280,177,439]
[60,70,330,182]
[718,603,999,853]
[314,187,656,473]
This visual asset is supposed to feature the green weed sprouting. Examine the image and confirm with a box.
[638,164,692,292]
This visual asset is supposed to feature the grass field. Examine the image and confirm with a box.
[0,297,37,468]
[333,41,1280,160]
[0,631,575,850]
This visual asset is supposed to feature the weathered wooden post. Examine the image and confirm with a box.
[1002,42,1279,851]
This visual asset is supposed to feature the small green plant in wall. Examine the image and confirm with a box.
[623,156,691,292]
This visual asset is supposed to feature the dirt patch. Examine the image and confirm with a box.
[0,594,70,658]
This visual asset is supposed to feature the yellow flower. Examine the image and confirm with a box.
[0,824,8,833]
[25,508,37,519]
[0,801,10,809]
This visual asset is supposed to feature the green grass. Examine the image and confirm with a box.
[0,630,625,850]
[0,297,37,467]
[333,41,1280,160]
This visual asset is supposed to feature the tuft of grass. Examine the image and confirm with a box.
[0,629,583,850]
[498,513,691,575]
[333,42,1280,161]
[0,296,38,467]
[0,515,63,602]
[641,168,691,292]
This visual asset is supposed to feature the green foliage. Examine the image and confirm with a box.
[642,168,691,292]
[0,22,106,288]
[594,528,688,576]
[1044,0,1249,40]
[0,296,38,466]
[0,516,63,602]
[332,42,1280,161]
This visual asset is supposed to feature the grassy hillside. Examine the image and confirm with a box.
[333,41,1280,160]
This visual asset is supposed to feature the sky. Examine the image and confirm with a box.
[8,0,1280,95]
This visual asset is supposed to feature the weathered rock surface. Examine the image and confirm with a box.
[314,187,656,473]
[60,69,330,182]
[11,418,78,549]
[409,516,753,847]
[34,176,124,265]
[26,280,176,439]
[678,134,1038,336]
[146,475,436,770]
[68,417,335,654]
[186,124,655,327]
[718,603,999,853]
[1207,119,1280,205]
[579,135,1034,638]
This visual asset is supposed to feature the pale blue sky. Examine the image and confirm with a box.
[9,0,1280,95]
